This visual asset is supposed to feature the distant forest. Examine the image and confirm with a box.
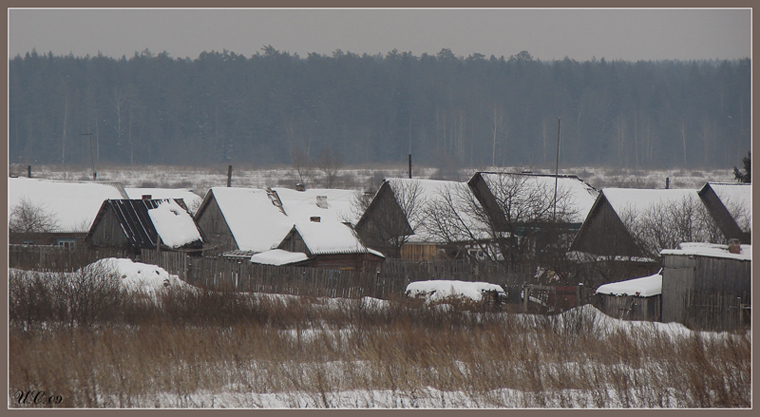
[9,47,751,171]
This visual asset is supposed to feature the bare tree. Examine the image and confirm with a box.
[290,147,315,188]
[316,148,344,188]
[620,196,723,259]
[9,198,60,233]
[424,174,578,266]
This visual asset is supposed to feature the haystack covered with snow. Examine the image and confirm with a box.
[405,280,505,304]
[85,258,193,298]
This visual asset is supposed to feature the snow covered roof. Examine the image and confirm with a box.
[148,200,203,249]
[288,221,384,257]
[595,272,662,297]
[250,249,309,266]
[602,188,699,217]
[476,173,599,224]
[9,177,128,233]
[660,242,752,261]
[125,188,203,214]
[385,178,489,244]
[205,187,294,253]
[703,182,751,231]
[273,187,358,225]
[406,280,505,304]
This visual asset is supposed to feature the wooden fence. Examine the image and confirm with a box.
[9,245,532,300]
[8,245,132,272]
[139,250,529,300]
[683,289,751,331]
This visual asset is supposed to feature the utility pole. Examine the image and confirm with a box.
[82,133,96,181]
[553,118,561,221]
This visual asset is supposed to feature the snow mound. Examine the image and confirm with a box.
[85,258,192,297]
[406,280,505,303]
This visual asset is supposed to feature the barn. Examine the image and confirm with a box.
[594,271,662,321]
[8,177,128,248]
[86,198,204,254]
[660,242,751,329]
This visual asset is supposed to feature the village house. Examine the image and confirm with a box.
[660,242,751,329]
[567,188,708,284]
[467,172,599,260]
[85,198,205,255]
[8,177,128,249]
[354,178,491,261]
[194,186,382,271]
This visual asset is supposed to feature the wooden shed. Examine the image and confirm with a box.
[86,198,204,254]
[594,272,662,322]
[660,242,751,329]
[277,223,385,272]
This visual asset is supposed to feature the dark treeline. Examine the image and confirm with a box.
[9,47,750,171]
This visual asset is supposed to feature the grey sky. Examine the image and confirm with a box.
[8,8,751,62]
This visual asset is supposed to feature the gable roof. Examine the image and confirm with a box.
[384,178,489,244]
[87,198,203,250]
[198,187,294,253]
[601,188,699,218]
[282,221,384,257]
[699,182,751,232]
[9,177,128,233]
[471,172,599,225]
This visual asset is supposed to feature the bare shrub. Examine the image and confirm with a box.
[9,197,60,233]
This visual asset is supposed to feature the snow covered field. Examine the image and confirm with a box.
[10,164,735,197]
[8,259,752,409]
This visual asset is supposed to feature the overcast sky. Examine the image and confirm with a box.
[8,8,752,62]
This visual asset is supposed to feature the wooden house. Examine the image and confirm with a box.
[195,186,384,270]
[594,271,662,321]
[8,177,128,249]
[354,178,490,261]
[468,172,599,259]
[86,198,204,254]
[697,182,751,244]
[660,242,751,328]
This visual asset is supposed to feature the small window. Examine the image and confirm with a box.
[56,239,77,250]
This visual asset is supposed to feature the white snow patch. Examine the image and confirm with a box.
[595,272,662,297]
[148,200,202,248]
[125,187,203,214]
[250,249,309,266]
[85,258,193,298]
[406,280,505,303]
[660,242,751,261]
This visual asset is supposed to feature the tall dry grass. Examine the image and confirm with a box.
[8,269,752,408]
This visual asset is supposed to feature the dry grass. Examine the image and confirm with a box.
[8,269,752,408]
